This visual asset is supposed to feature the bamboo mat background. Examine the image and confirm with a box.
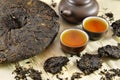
[0,0,120,80]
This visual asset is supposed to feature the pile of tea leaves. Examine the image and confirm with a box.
[12,63,42,80]
[99,68,120,80]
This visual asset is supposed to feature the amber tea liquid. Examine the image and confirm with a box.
[61,29,88,47]
[84,18,108,33]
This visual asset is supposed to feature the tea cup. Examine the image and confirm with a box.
[60,29,89,55]
[82,16,109,40]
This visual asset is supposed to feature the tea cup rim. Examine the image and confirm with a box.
[82,16,109,33]
[60,28,89,48]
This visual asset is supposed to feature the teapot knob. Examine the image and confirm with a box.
[68,0,91,5]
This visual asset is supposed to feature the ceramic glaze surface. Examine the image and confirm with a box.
[59,0,99,24]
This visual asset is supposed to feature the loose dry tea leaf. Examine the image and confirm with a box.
[44,56,69,74]
[98,43,120,59]
[111,20,120,37]
[56,74,63,80]
[13,64,28,80]
[13,63,42,80]
[98,8,114,21]
[27,68,42,80]
[51,0,57,8]
[71,72,83,80]
[77,53,102,75]
[105,13,114,19]
[105,12,114,22]
[99,68,120,80]
[26,61,31,64]
[0,0,59,63]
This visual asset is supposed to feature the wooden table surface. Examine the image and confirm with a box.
[0,0,120,80]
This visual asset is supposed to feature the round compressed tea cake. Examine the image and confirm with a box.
[0,0,59,63]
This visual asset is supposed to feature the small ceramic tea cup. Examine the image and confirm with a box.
[60,29,89,55]
[82,16,109,40]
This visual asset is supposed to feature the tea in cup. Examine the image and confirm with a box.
[60,29,89,55]
[82,16,109,40]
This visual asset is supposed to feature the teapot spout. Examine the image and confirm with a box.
[61,10,72,16]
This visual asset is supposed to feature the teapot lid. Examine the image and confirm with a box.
[68,0,91,6]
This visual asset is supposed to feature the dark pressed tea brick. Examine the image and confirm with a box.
[77,53,102,75]
[44,56,69,74]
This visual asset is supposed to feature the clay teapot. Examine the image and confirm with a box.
[58,0,99,24]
